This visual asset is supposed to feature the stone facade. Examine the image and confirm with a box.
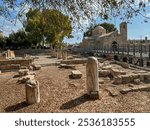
[81,22,127,51]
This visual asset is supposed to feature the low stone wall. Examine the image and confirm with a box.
[61,59,87,64]
[0,58,33,71]
[14,49,51,56]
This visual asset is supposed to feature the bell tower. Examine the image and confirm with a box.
[120,22,127,44]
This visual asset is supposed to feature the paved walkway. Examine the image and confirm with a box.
[34,55,61,66]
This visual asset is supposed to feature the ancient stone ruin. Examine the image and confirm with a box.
[17,69,40,105]
[0,49,15,60]
[86,57,99,99]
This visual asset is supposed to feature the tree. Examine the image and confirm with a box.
[8,29,31,49]
[84,22,117,37]
[24,8,72,48]
[0,0,150,28]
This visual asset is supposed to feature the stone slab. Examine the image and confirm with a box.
[71,70,82,79]
[59,64,76,70]
[120,85,150,94]
[105,87,120,96]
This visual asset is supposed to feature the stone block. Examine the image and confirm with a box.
[0,64,20,70]
[59,64,76,70]
[133,79,141,85]
[20,66,28,69]
[25,79,40,104]
[121,75,133,84]
[17,75,35,83]
[18,69,29,76]
[110,68,126,77]
[105,87,120,96]
[102,65,112,70]
[120,88,132,94]
[71,70,82,79]
[99,70,111,77]
[99,79,104,84]
[115,61,129,68]
[113,76,122,84]
[32,64,41,70]
[120,85,150,94]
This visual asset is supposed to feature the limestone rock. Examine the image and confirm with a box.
[25,79,40,104]
[67,56,74,60]
[32,64,41,70]
[18,75,35,83]
[102,65,112,70]
[20,66,28,69]
[133,79,141,85]
[99,79,104,84]
[120,88,132,94]
[59,64,76,70]
[120,85,150,94]
[105,87,120,96]
[71,70,82,79]
[121,75,133,84]
[115,61,129,68]
[113,76,122,84]
[110,68,126,77]
[99,70,110,77]
[18,69,29,76]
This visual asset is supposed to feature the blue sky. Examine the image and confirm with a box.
[0,1,150,44]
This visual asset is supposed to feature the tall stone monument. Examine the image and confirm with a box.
[86,57,99,99]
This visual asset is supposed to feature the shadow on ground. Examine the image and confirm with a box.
[60,94,91,110]
[5,101,29,112]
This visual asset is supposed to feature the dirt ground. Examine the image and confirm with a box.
[1,62,150,113]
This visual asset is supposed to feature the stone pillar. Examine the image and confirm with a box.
[25,79,40,105]
[86,57,99,99]
[58,50,62,59]
[62,51,67,60]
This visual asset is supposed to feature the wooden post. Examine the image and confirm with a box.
[86,57,99,99]
[25,79,40,105]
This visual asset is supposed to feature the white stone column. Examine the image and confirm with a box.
[86,57,99,99]
[25,79,40,104]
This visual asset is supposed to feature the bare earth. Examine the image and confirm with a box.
[1,61,150,113]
